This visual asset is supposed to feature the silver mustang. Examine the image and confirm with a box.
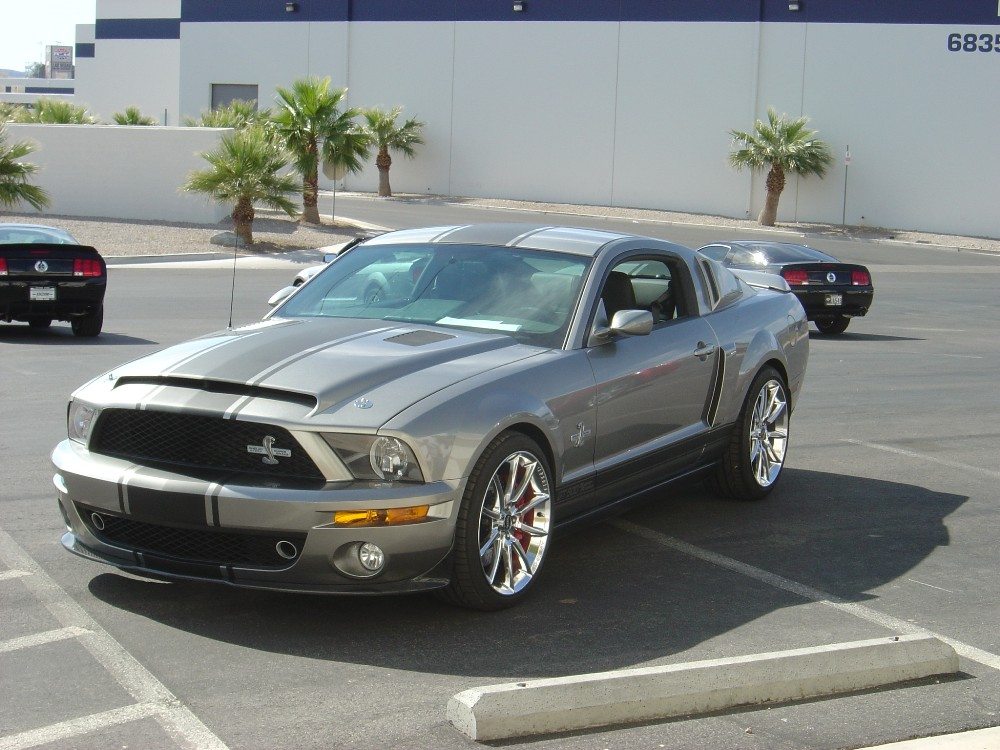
[53,224,808,610]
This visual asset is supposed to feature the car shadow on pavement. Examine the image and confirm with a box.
[0,327,156,345]
[87,468,964,679]
[808,331,924,342]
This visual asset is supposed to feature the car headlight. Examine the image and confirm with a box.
[67,400,100,445]
[322,433,424,483]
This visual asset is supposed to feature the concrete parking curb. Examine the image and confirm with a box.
[447,635,959,742]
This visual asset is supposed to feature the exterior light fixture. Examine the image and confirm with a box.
[788,1,801,10]
[513,1,525,11]
[285,2,299,12]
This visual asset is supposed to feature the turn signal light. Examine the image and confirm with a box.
[73,258,102,277]
[851,270,871,286]
[333,505,430,527]
[0,258,7,276]
[781,269,809,285]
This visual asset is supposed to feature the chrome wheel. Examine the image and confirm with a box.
[478,451,551,596]
[749,379,788,487]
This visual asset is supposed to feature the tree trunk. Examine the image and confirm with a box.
[232,197,255,246]
[376,148,392,198]
[301,168,321,224]
[758,164,786,226]
[301,140,321,224]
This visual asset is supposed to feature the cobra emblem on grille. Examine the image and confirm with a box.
[246,435,292,465]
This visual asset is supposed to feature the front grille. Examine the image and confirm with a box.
[77,504,305,568]
[91,409,324,481]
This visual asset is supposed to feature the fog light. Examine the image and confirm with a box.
[358,542,385,572]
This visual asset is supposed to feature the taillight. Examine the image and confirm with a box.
[782,269,809,285]
[851,270,871,286]
[73,258,102,277]
[0,258,7,276]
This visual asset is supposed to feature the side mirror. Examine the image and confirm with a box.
[322,252,338,264]
[591,309,654,343]
[610,309,654,337]
[267,285,296,308]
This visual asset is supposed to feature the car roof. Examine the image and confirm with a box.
[720,241,838,262]
[363,224,638,257]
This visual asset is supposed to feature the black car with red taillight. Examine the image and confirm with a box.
[698,241,873,335]
[0,224,106,337]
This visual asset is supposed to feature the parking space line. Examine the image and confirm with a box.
[0,526,229,750]
[841,439,1000,479]
[0,570,30,582]
[612,519,1000,672]
[0,626,89,654]
[0,702,159,750]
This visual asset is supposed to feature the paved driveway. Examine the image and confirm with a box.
[1,208,998,749]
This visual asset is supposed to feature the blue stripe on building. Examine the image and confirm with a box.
[95,18,181,40]
[75,43,95,58]
[25,87,75,94]
[177,0,1000,25]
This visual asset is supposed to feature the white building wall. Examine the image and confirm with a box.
[448,22,620,205]
[6,124,229,223]
[344,22,456,195]
[73,40,180,125]
[69,15,1000,237]
[179,23,349,120]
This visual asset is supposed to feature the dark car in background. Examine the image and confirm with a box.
[698,241,873,334]
[0,223,107,336]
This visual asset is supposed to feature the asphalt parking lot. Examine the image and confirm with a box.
[1,203,999,750]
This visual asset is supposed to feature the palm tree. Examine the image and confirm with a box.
[182,125,299,246]
[183,99,270,131]
[729,108,832,226]
[112,106,157,125]
[14,99,95,124]
[0,124,50,210]
[363,106,424,198]
[272,77,370,224]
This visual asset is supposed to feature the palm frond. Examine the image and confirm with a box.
[728,107,832,178]
[0,124,51,210]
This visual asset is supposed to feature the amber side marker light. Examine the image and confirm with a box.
[334,505,430,527]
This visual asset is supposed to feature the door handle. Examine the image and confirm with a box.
[694,342,717,360]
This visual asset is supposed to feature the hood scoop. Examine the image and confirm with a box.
[384,330,456,347]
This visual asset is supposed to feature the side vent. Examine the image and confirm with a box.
[703,349,726,427]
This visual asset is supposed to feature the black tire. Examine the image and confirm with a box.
[815,316,850,335]
[708,366,789,501]
[28,318,52,329]
[71,305,103,337]
[438,431,554,610]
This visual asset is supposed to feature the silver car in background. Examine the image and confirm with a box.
[53,224,808,610]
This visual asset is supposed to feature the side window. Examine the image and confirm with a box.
[698,244,730,262]
[599,256,689,326]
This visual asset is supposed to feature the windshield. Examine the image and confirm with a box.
[277,242,591,348]
[0,226,78,244]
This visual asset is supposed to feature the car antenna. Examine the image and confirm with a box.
[227,231,240,330]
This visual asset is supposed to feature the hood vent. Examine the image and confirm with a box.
[113,376,317,409]
[384,330,456,347]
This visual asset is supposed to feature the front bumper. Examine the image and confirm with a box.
[793,287,873,320]
[52,439,461,594]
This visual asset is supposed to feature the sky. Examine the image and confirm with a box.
[0,0,95,73]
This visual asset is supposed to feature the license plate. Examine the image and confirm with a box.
[825,293,843,306]
[29,287,56,301]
